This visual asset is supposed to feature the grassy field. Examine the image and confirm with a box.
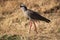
[0,0,60,40]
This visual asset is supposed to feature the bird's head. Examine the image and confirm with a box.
[20,3,27,11]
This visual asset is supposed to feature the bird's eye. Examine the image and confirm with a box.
[20,6,22,7]
[20,6,24,7]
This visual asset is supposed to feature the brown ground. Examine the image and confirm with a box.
[0,0,60,40]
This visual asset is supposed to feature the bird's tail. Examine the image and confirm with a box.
[44,19,50,23]
[40,17,51,23]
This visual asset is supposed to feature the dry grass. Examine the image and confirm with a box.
[0,0,60,40]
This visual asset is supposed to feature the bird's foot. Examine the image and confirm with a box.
[34,29,38,33]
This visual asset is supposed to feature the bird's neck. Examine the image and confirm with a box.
[21,7,27,11]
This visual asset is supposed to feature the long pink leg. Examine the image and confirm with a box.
[32,21,38,33]
[29,21,32,33]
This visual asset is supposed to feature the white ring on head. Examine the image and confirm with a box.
[20,3,25,7]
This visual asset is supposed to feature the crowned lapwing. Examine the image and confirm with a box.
[20,4,50,33]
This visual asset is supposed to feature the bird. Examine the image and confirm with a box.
[20,3,50,33]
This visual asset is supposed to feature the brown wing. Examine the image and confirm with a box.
[28,10,50,23]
